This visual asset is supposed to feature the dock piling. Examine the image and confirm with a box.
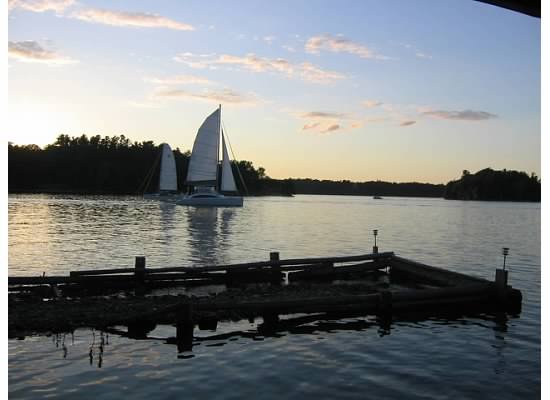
[176,303,194,352]
[495,269,509,302]
[135,256,146,283]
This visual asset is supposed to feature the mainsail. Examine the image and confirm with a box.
[185,109,220,185]
[159,143,177,192]
[221,134,238,192]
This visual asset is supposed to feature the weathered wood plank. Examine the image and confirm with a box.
[389,256,488,286]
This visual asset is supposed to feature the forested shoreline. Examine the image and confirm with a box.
[444,168,540,202]
[7,135,540,201]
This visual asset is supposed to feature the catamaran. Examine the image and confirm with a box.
[143,142,179,200]
[176,105,244,207]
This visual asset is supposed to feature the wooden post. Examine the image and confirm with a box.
[135,256,146,283]
[270,252,280,266]
[378,290,392,314]
[176,303,194,353]
[270,252,283,284]
[495,269,509,303]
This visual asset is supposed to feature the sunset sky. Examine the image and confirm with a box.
[7,0,541,183]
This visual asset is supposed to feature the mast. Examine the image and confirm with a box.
[217,104,222,191]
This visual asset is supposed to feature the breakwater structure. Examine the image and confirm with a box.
[9,234,522,351]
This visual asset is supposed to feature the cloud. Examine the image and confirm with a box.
[174,52,345,84]
[321,124,341,133]
[400,120,416,126]
[395,42,433,60]
[415,52,432,59]
[282,45,296,53]
[302,122,321,130]
[71,8,194,30]
[299,111,348,120]
[296,110,352,134]
[422,109,497,121]
[263,36,276,45]
[8,40,78,64]
[145,75,213,85]
[362,100,383,108]
[8,0,74,13]
[305,34,389,60]
[173,53,215,69]
[154,87,258,105]
[217,53,294,74]
[299,62,345,83]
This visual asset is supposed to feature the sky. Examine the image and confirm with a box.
[6,0,541,183]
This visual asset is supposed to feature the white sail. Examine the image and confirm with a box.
[186,108,220,184]
[221,134,238,192]
[159,143,178,192]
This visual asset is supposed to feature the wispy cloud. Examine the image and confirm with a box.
[303,122,321,130]
[299,62,345,83]
[296,110,353,134]
[8,40,78,64]
[145,75,213,85]
[321,124,341,133]
[282,45,296,53]
[395,42,433,60]
[415,52,432,59]
[422,109,497,121]
[154,87,258,105]
[362,100,383,108]
[300,111,348,120]
[174,52,345,84]
[306,34,389,60]
[71,8,194,30]
[173,53,215,69]
[400,120,416,127]
[217,53,294,74]
[263,36,276,45]
[8,0,74,13]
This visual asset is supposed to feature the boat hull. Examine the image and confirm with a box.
[175,195,243,207]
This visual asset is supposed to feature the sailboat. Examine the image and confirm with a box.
[143,143,179,200]
[176,105,244,207]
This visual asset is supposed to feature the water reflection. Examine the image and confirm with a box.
[88,330,108,368]
[186,207,235,265]
[492,312,509,375]
[89,310,515,360]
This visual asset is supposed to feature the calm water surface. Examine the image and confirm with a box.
[8,194,541,399]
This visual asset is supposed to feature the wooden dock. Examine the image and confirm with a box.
[8,250,522,339]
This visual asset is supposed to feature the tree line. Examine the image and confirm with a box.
[7,134,270,195]
[8,134,540,201]
[444,168,540,202]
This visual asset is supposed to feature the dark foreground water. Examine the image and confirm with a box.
[8,194,541,399]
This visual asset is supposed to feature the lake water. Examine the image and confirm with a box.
[8,194,541,399]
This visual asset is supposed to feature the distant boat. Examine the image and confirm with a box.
[143,143,179,200]
[373,196,383,199]
[176,105,243,207]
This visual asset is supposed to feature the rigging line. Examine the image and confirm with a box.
[222,120,249,196]
[137,147,161,195]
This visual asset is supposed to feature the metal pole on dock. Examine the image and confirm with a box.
[495,248,509,304]
[373,229,379,254]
